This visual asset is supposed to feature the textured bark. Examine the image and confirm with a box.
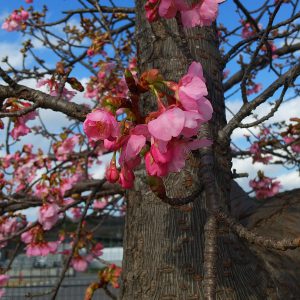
[120,1,284,299]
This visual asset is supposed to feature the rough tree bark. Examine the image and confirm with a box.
[120,1,297,299]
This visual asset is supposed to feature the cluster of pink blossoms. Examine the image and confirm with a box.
[283,136,300,153]
[69,242,104,272]
[249,142,272,164]
[0,215,26,249]
[84,58,136,101]
[145,0,225,28]
[37,78,76,101]
[3,100,37,140]
[21,225,59,256]
[38,203,61,230]
[11,111,37,140]
[53,135,80,161]
[0,275,10,298]
[282,119,300,154]
[60,228,104,272]
[246,83,262,95]
[2,8,29,32]
[249,171,281,199]
[83,61,212,189]
[240,20,260,39]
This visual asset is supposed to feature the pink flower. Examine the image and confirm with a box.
[148,107,210,142]
[223,69,230,79]
[145,138,211,176]
[11,110,37,140]
[0,275,9,299]
[71,255,93,272]
[249,142,272,164]
[21,226,59,256]
[38,203,60,230]
[180,0,223,28]
[241,20,263,39]
[249,173,281,199]
[0,217,24,237]
[148,108,186,141]
[119,131,147,166]
[92,242,104,256]
[97,62,115,80]
[26,0,33,3]
[241,22,255,39]
[84,84,98,99]
[145,151,169,176]
[21,230,34,244]
[83,109,119,142]
[2,19,19,31]
[247,83,262,95]
[0,275,9,286]
[145,0,160,22]
[60,175,81,196]
[55,135,79,161]
[159,0,188,19]
[26,241,58,256]
[87,49,94,57]
[283,136,300,153]
[11,120,31,140]
[105,161,120,183]
[37,78,76,101]
[94,199,109,210]
[167,138,211,173]
[177,62,211,113]
[71,207,82,220]
[1,9,29,32]
[35,183,49,198]
[146,0,223,27]
[118,166,135,189]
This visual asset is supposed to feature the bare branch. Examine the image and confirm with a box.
[219,211,300,251]
[219,63,300,142]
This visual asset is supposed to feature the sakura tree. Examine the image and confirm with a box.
[0,0,300,299]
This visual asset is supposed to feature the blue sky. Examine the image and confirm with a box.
[0,0,299,193]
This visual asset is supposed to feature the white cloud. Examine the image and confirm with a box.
[277,171,300,191]
[0,42,27,68]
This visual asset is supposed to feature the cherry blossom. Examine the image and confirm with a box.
[83,109,120,142]
[283,136,300,153]
[145,0,225,28]
[82,61,212,189]
[38,203,60,230]
[105,160,120,183]
[249,142,272,164]
[54,135,80,161]
[249,172,281,199]
[37,78,76,101]
[11,110,37,140]
[2,9,29,32]
[0,275,9,299]
[21,226,59,256]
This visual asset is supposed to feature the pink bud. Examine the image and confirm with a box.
[105,162,120,183]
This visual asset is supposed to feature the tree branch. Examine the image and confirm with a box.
[219,211,300,251]
[219,62,300,142]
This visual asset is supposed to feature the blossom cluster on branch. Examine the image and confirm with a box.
[145,0,225,27]
[83,62,212,188]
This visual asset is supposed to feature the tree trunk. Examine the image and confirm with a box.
[120,1,283,299]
